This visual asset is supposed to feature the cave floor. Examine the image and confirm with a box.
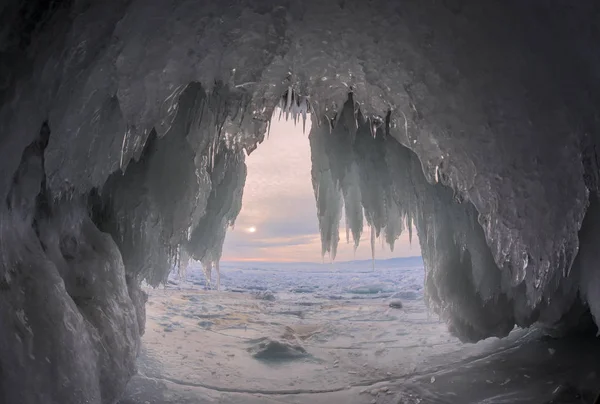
[120,286,600,404]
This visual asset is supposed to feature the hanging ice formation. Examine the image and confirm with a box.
[308,95,406,261]
[307,93,597,343]
[95,82,247,290]
[277,87,311,134]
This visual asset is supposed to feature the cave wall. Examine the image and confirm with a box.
[1,0,598,300]
[1,0,600,402]
[308,97,595,342]
[0,85,247,402]
[0,124,141,403]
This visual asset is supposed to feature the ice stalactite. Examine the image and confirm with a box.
[310,94,598,342]
[186,140,246,290]
[96,82,248,290]
[309,96,407,261]
[309,121,343,259]
[278,88,311,134]
[176,246,191,281]
[310,109,518,341]
[384,139,519,341]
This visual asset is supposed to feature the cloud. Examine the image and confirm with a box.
[227,234,318,249]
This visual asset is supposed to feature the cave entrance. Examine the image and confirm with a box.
[223,108,420,265]
[127,111,458,403]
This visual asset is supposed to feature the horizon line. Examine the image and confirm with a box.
[218,255,423,265]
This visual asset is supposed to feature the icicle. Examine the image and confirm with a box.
[285,87,292,120]
[299,97,308,134]
[286,87,292,110]
[267,116,272,137]
[291,96,300,124]
[408,213,413,245]
[370,225,376,271]
[202,261,212,290]
[309,99,318,127]
[326,115,333,133]
[215,260,221,291]
[368,117,377,138]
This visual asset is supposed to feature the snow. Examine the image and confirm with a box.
[129,261,600,404]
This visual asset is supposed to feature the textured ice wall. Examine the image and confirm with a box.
[1,0,597,302]
[0,82,248,402]
[0,124,141,403]
[1,0,600,402]
[309,98,597,341]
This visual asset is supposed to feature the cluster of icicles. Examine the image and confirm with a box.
[273,87,311,134]
[178,89,405,290]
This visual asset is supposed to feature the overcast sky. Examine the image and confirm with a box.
[221,114,420,262]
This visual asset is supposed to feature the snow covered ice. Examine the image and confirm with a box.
[124,259,600,404]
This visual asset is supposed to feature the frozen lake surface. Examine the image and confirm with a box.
[121,259,600,404]
[173,257,426,299]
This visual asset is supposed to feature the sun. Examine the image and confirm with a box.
[247,226,256,233]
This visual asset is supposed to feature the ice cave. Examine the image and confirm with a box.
[1,0,600,403]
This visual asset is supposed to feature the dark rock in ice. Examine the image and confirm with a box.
[182,295,200,303]
[253,291,276,301]
[291,287,314,294]
[389,300,403,309]
[247,338,307,361]
[351,294,394,300]
[194,314,221,319]
[276,311,305,318]
[245,285,268,291]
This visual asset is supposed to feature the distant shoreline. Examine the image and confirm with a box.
[219,256,423,266]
